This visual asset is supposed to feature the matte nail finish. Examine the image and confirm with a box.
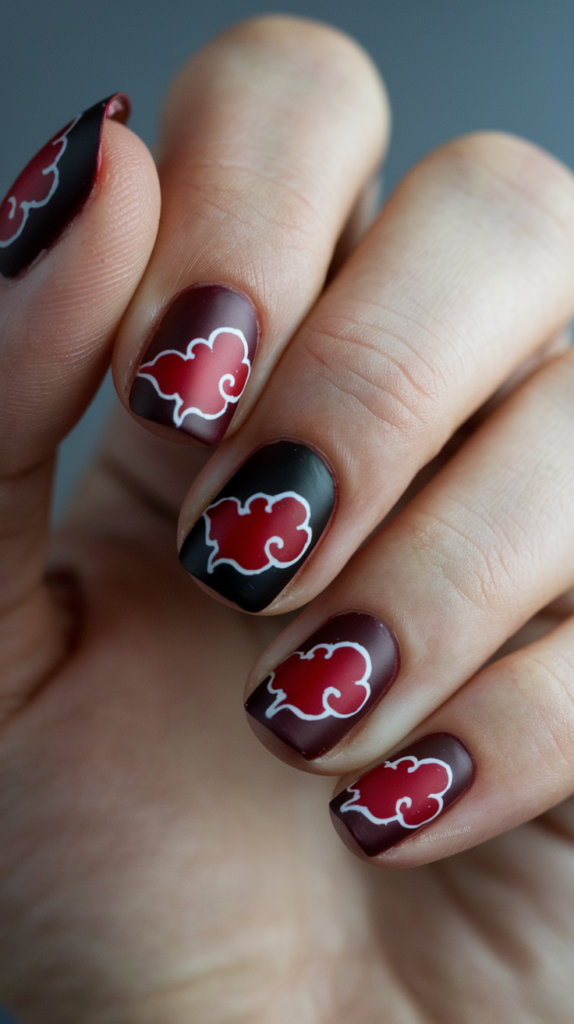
[0,94,130,278]
[180,440,335,612]
[245,612,400,759]
[330,733,474,857]
[129,284,259,445]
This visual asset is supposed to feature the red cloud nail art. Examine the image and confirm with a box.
[265,642,371,720]
[246,613,399,758]
[136,327,251,425]
[340,755,453,828]
[0,117,78,248]
[204,491,312,575]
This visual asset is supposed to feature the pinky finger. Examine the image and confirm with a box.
[330,615,574,865]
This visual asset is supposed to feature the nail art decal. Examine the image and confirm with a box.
[0,118,77,247]
[129,285,259,445]
[0,94,130,278]
[265,641,372,718]
[245,613,400,758]
[330,734,474,857]
[137,328,251,425]
[204,492,312,574]
[341,755,453,827]
[180,441,335,612]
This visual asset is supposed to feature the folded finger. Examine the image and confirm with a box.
[114,16,388,445]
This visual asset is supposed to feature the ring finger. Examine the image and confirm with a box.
[243,345,574,775]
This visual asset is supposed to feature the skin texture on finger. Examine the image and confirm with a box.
[0,118,160,715]
[364,822,574,1023]
[330,611,574,868]
[244,347,574,772]
[113,16,389,444]
[178,132,574,614]
[341,322,574,537]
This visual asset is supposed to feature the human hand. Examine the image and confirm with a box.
[1,16,574,1022]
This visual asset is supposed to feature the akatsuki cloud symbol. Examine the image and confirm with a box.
[340,755,453,829]
[0,116,79,248]
[137,328,251,425]
[265,642,372,720]
[204,491,312,575]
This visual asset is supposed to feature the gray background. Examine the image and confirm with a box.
[0,0,573,1018]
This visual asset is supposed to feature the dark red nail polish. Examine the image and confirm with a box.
[245,612,400,759]
[0,93,130,279]
[330,733,474,857]
[179,440,335,612]
[129,284,259,445]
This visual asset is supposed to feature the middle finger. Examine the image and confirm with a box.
[178,132,574,614]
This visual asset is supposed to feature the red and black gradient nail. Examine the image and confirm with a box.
[0,94,130,279]
[179,440,336,612]
[129,284,260,445]
[330,734,475,857]
[245,612,400,759]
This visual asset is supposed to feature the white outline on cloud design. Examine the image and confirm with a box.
[203,491,312,575]
[136,327,251,425]
[265,642,372,720]
[0,115,80,249]
[340,755,453,829]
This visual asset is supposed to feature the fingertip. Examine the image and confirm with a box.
[0,103,161,468]
[162,14,390,164]
[97,118,161,263]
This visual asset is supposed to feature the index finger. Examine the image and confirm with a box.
[113,16,389,445]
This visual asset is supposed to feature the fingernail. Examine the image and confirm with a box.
[245,612,400,759]
[0,93,130,279]
[330,733,474,857]
[129,284,260,445]
[179,440,336,612]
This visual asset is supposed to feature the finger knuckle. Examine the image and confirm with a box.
[407,502,523,620]
[442,132,574,265]
[160,164,327,290]
[504,647,574,778]
[302,312,448,450]
[228,16,387,117]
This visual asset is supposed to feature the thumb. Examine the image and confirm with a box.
[0,95,160,716]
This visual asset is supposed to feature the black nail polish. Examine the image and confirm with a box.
[330,733,475,857]
[0,93,130,278]
[180,440,336,612]
[245,612,400,758]
[129,284,260,445]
